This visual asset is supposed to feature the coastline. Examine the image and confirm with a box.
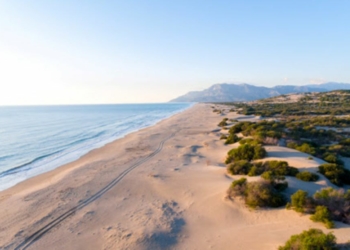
[0,103,194,192]
[1,103,349,250]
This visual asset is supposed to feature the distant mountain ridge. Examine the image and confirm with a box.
[170,82,350,102]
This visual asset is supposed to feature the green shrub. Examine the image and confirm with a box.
[318,163,350,186]
[273,181,289,192]
[296,171,319,182]
[261,170,283,181]
[323,153,338,163]
[228,121,254,134]
[310,206,334,229]
[220,134,228,140]
[227,178,247,198]
[218,120,228,127]
[262,161,299,177]
[278,229,337,250]
[289,190,314,213]
[286,166,300,177]
[253,144,267,159]
[287,141,298,149]
[296,143,316,156]
[226,144,266,163]
[313,188,350,224]
[227,179,286,208]
[225,134,241,145]
[247,165,259,176]
[260,170,289,191]
[244,181,286,208]
[227,160,252,175]
[231,177,247,187]
[226,160,298,180]
[288,188,350,225]
[340,138,350,145]
[239,138,258,145]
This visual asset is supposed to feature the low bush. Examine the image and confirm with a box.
[227,179,287,208]
[228,121,254,134]
[287,190,314,213]
[340,138,350,145]
[296,143,317,156]
[287,141,298,149]
[238,138,259,145]
[323,153,338,163]
[218,119,228,127]
[220,134,228,140]
[278,229,337,250]
[313,188,350,224]
[227,160,252,175]
[318,163,350,186]
[244,181,287,208]
[274,181,289,192]
[227,177,247,198]
[227,160,299,179]
[288,188,350,226]
[224,134,241,145]
[310,206,334,229]
[296,171,319,182]
[263,160,299,177]
[247,165,260,176]
[260,171,288,192]
[226,144,266,163]
[323,153,344,165]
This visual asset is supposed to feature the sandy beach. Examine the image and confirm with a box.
[0,103,349,250]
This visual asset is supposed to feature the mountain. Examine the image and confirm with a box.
[170,82,350,102]
[305,82,350,91]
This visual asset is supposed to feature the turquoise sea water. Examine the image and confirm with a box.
[0,103,192,191]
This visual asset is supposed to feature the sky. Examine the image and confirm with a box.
[0,1,350,105]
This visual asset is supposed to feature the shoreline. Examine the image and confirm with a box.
[0,103,194,192]
[1,103,349,250]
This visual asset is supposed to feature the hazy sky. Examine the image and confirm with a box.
[1,1,349,105]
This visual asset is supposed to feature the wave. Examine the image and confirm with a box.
[0,103,193,191]
[0,149,64,177]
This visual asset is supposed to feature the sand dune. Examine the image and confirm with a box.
[0,103,349,250]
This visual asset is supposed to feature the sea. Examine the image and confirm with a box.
[0,103,192,191]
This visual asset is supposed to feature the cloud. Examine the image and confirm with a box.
[283,77,289,83]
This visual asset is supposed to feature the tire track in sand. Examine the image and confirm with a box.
[14,132,176,250]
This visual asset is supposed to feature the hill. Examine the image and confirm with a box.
[170,82,350,102]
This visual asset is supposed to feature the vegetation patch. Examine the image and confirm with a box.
[310,206,334,229]
[278,229,337,250]
[313,188,350,224]
[224,134,241,145]
[223,118,350,186]
[225,143,266,163]
[318,163,350,187]
[227,160,298,178]
[287,188,350,227]
[218,118,228,127]
[220,134,228,140]
[295,171,319,182]
[227,178,286,208]
[238,138,260,145]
